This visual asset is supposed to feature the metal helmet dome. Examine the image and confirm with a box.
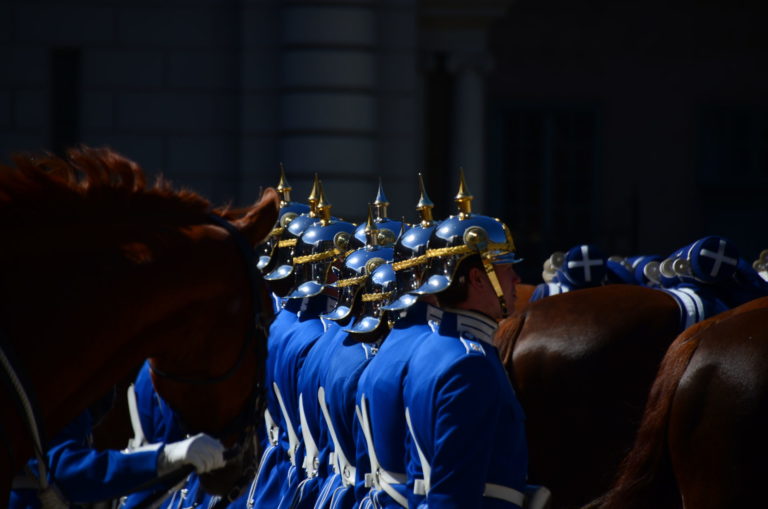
[263,173,322,287]
[323,205,401,323]
[412,169,520,316]
[382,173,439,312]
[286,182,356,299]
[353,178,401,248]
[256,165,310,274]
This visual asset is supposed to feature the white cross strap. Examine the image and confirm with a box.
[263,408,280,447]
[318,386,356,487]
[357,395,408,507]
[273,382,300,466]
[298,393,320,478]
[405,407,431,496]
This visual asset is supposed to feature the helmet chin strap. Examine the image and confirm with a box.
[481,256,508,319]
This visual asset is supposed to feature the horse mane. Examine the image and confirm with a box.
[0,146,218,231]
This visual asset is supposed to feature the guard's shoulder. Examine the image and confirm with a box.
[458,332,487,357]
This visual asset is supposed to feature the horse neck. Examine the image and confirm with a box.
[2,224,249,438]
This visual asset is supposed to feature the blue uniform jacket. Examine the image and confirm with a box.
[354,302,440,509]
[402,309,528,509]
[285,319,347,509]
[235,297,304,509]
[268,295,330,506]
[314,329,377,509]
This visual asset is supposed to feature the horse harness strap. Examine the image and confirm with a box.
[357,395,408,507]
[318,386,356,487]
[0,335,68,508]
[404,406,525,507]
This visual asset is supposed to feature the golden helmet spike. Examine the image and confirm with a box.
[454,167,473,219]
[373,177,390,220]
[308,173,320,217]
[364,203,380,246]
[317,180,332,225]
[276,163,292,206]
[416,172,435,226]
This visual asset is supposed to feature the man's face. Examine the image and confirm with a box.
[492,262,521,317]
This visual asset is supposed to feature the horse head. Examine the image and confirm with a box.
[0,147,278,500]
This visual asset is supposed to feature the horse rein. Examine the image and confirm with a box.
[0,334,55,499]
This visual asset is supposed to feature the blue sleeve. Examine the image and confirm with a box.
[426,358,499,509]
[27,412,162,504]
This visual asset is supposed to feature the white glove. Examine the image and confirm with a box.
[157,433,226,475]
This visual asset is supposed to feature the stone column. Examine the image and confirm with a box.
[447,52,494,208]
[278,0,378,219]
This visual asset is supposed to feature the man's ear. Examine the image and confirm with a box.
[467,266,488,291]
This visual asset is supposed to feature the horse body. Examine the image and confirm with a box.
[593,296,768,509]
[496,285,682,509]
[0,148,278,500]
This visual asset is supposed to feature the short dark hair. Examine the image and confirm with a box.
[436,254,483,309]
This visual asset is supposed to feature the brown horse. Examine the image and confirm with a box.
[589,296,768,509]
[0,147,279,501]
[496,284,683,509]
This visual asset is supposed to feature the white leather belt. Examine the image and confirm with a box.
[299,393,320,478]
[318,386,356,487]
[273,382,300,466]
[357,394,408,507]
[263,408,280,447]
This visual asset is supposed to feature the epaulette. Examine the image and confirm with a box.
[459,334,486,356]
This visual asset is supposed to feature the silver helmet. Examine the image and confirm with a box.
[412,169,520,316]
[382,173,438,312]
[256,165,310,274]
[286,182,356,299]
[324,205,401,325]
[262,174,322,292]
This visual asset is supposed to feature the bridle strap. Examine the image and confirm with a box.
[0,335,50,493]
[150,213,267,387]
[148,333,253,386]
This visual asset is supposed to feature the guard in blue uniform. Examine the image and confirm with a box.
[275,184,360,509]
[402,171,549,509]
[9,387,226,508]
[313,197,403,509]
[244,172,324,509]
[530,244,607,302]
[354,174,442,508]
[119,360,188,508]
[261,183,357,508]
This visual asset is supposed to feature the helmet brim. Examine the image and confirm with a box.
[411,274,450,295]
[321,304,352,322]
[381,293,418,311]
[264,264,294,281]
[345,316,382,334]
[285,280,324,300]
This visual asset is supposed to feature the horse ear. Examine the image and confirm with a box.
[233,187,279,245]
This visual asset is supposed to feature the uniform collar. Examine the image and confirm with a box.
[438,308,498,346]
[298,294,337,320]
[282,296,303,314]
[392,301,443,329]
